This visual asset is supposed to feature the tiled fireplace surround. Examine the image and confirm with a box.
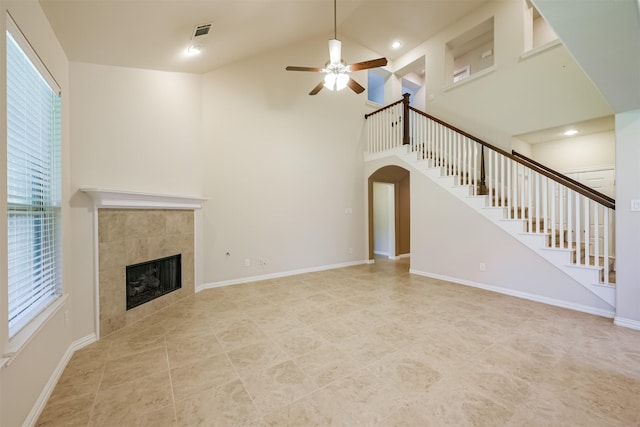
[84,189,204,337]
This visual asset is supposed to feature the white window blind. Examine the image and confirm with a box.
[6,18,62,338]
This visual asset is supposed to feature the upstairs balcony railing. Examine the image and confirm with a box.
[365,95,615,284]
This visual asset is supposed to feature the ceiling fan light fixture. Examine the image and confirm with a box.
[324,72,349,91]
[324,73,336,90]
[336,72,349,90]
[328,39,342,65]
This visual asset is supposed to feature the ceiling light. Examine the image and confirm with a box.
[563,129,579,136]
[391,41,402,50]
[324,72,349,91]
[186,44,201,55]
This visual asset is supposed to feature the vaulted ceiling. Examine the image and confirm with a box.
[39,0,489,74]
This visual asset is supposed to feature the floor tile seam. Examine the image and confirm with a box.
[257,362,372,421]
[86,346,111,427]
[163,336,179,424]
[219,340,263,418]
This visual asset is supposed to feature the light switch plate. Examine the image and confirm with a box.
[631,200,640,212]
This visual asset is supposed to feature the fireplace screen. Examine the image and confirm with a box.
[126,254,181,310]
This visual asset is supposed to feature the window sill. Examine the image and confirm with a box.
[444,65,497,92]
[365,100,384,109]
[2,294,68,368]
[519,39,562,62]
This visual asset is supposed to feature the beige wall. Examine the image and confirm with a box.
[0,2,72,426]
[614,109,640,325]
[199,35,372,285]
[392,0,613,151]
[364,156,614,315]
[68,62,204,343]
[530,131,615,172]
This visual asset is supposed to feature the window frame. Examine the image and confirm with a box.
[3,13,65,357]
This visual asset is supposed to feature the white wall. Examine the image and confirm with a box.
[614,110,640,327]
[69,62,204,342]
[365,156,614,315]
[200,35,372,285]
[0,2,72,426]
[530,131,615,172]
[393,0,613,151]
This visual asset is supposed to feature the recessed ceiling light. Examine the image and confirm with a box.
[186,44,201,55]
[563,129,579,136]
[391,41,402,50]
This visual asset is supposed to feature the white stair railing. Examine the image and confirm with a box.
[365,99,615,285]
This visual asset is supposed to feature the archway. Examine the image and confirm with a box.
[368,165,410,260]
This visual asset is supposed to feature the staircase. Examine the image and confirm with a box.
[364,96,616,307]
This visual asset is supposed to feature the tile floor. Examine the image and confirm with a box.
[36,258,640,426]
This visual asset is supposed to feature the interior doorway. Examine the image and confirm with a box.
[373,183,395,257]
[368,165,410,260]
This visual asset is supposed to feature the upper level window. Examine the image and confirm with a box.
[367,68,391,105]
[523,0,558,52]
[6,16,62,338]
[446,17,494,84]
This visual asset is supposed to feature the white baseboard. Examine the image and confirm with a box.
[614,316,640,330]
[373,251,389,257]
[409,269,616,319]
[24,333,97,427]
[196,260,370,292]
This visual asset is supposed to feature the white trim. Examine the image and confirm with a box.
[3,295,69,366]
[196,260,370,292]
[409,269,615,319]
[444,65,497,92]
[23,333,97,427]
[397,253,410,259]
[519,38,562,61]
[373,250,390,257]
[92,206,100,340]
[614,316,640,331]
[81,188,206,210]
[6,13,61,94]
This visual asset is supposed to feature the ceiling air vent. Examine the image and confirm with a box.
[192,23,212,39]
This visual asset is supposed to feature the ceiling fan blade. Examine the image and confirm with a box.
[349,57,388,72]
[309,81,325,95]
[347,77,365,94]
[286,66,324,72]
[328,39,342,65]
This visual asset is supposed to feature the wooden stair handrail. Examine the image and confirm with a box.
[365,100,616,210]
[512,150,615,209]
[364,98,404,119]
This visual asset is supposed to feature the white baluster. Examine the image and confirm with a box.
[594,203,600,272]
[559,186,565,249]
[575,192,582,265]
[603,207,610,284]
[550,180,556,248]
[527,169,533,232]
[585,199,591,266]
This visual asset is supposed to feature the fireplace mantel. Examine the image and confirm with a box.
[81,188,206,210]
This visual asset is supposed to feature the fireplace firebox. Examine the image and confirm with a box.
[126,254,182,310]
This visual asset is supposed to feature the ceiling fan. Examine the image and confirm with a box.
[285,0,388,95]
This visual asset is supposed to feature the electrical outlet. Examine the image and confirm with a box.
[259,258,266,267]
[479,263,486,272]
[244,258,250,267]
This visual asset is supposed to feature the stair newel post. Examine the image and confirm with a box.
[479,145,487,195]
[402,93,410,146]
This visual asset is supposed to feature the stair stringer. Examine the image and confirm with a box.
[369,146,615,308]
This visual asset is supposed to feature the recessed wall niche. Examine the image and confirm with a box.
[446,17,494,84]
